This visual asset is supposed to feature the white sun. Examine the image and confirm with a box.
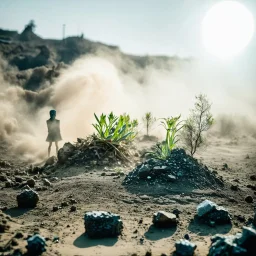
[202,1,254,59]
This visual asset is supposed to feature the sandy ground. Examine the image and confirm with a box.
[0,136,256,256]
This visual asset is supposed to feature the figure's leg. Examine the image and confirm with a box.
[55,141,59,156]
[48,142,52,158]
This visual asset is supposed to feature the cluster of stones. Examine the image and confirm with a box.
[209,226,256,255]
[123,148,223,189]
[197,200,231,226]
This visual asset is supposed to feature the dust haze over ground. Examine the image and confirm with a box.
[0,49,256,162]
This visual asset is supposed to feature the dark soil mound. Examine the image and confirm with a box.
[123,148,224,194]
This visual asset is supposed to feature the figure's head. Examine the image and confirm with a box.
[49,110,56,119]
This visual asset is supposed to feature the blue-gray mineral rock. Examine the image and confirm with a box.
[84,211,123,238]
[175,239,197,256]
[26,234,47,255]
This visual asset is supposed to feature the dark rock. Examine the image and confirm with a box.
[15,232,24,238]
[26,234,47,255]
[205,206,231,225]
[245,196,253,203]
[184,234,190,240]
[26,179,36,188]
[58,142,76,164]
[52,206,59,212]
[5,179,14,188]
[15,176,23,183]
[17,189,39,208]
[70,205,76,212]
[153,211,177,228]
[0,175,8,182]
[61,202,69,207]
[84,211,123,238]
[253,211,256,227]
[70,199,77,204]
[231,184,239,191]
[173,209,182,217]
[175,239,197,256]
[250,175,256,181]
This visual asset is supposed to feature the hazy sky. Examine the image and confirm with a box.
[0,0,256,58]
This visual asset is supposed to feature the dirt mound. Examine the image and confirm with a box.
[123,148,224,193]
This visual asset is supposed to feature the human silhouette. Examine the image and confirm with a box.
[46,110,62,157]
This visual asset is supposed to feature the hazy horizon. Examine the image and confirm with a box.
[0,0,256,59]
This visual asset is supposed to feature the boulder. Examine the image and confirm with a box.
[17,189,39,208]
[26,234,47,255]
[197,200,217,217]
[175,239,197,256]
[45,156,57,166]
[43,178,51,186]
[58,142,76,164]
[153,211,177,228]
[209,226,256,256]
[205,206,231,225]
[84,211,123,238]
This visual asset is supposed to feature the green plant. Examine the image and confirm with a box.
[92,112,138,144]
[147,115,183,160]
[181,94,214,156]
[142,112,157,136]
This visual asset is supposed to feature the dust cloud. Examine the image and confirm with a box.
[0,52,255,162]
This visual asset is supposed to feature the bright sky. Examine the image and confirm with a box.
[0,0,255,58]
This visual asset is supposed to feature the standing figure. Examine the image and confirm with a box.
[46,110,62,157]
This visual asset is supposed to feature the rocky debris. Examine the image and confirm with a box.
[123,149,223,190]
[84,211,123,238]
[42,178,51,186]
[0,160,11,168]
[45,156,57,166]
[26,234,47,255]
[26,178,36,188]
[197,200,231,226]
[17,189,39,208]
[153,211,177,228]
[209,226,256,256]
[245,196,253,203]
[57,142,76,164]
[253,210,256,227]
[175,239,197,256]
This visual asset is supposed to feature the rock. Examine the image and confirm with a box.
[53,206,59,212]
[61,202,69,207]
[205,206,231,225]
[43,178,51,186]
[138,164,152,179]
[209,226,256,256]
[237,226,256,254]
[70,205,76,212]
[45,156,57,166]
[84,211,123,238]
[250,175,256,181]
[175,239,197,256]
[197,200,217,217]
[14,232,24,238]
[0,175,8,182]
[70,199,77,204]
[26,179,36,188]
[184,234,190,240]
[26,234,47,255]
[209,234,246,256]
[231,184,239,191]
[245,195,253,203]
[15,176,23,183]
[153,211,177,228]
[173,209,182,217]
[17,189,39,208]
[58,142,76,164]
